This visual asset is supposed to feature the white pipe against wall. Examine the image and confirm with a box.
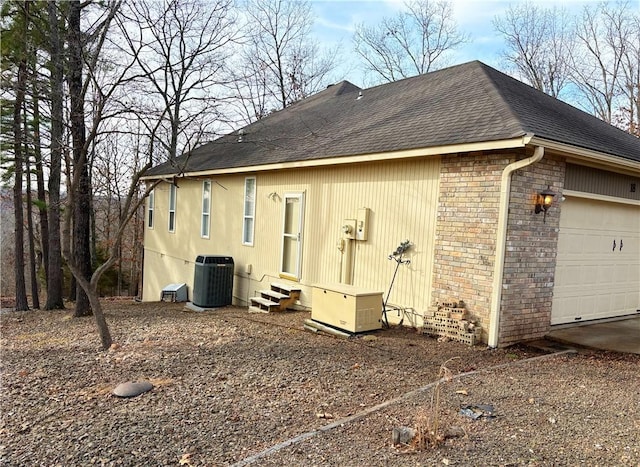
[337,238,344,283]
[488,145,545,348]
[340,238,354,284]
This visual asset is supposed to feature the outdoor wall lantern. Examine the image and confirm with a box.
[535,186,556,223]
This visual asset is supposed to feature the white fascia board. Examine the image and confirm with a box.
[529,137,640,175]
[140,136,532,180]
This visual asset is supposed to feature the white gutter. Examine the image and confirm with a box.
[488,145,545,348]
[528,137,640,175]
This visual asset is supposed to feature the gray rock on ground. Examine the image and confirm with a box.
[112,380,154,398]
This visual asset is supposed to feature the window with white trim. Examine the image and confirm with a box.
[201,180,211,238]
[147,189,155,229]
[242,177,256,245]
[168,183,176,233]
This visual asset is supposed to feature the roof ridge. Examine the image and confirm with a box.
[474,62,529,137]
[360,60,485,93]
[287,80,361,110]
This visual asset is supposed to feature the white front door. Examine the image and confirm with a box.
[552,196,640,324]
[280,192,305,280]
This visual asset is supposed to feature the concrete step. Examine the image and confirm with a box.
[260,290,288,301]
[271,282,301,294]
[250,296,279,307]
[249,296,280,313]
[271,283,301,303]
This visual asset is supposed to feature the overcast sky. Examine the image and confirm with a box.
[310,0,601,86]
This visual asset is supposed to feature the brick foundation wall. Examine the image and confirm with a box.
[432,152,514,340]
[499,156,565,345]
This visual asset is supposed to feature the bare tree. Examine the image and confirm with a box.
[615,6,639,135]
[232,0,337,122]
[91,128,145,296]
[493,2,574,98]
[353,0,466,83]
[571,2,629,124]
[45,0,123,346]
[39,0,239,349]
[116,0,239,164]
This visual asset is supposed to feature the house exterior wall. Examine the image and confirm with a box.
[143,157,441,326]
[431,150,566,346]
[499,155,565,345]
[431,152,511,340]
[143,148,582,346]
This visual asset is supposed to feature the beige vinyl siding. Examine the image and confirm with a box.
[143,157,440,324]
[144,176,254,303]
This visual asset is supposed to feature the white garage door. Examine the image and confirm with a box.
[551,196,640,325]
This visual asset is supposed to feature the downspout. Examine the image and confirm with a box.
[488,144,544,348]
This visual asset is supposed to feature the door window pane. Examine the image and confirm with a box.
[280,193,304,279]
[168,184,176,232]
[283,197,299,234]
[147,189,155,229]
[201,180,211,238]
[243,177,256,245]
[282,236,297,274]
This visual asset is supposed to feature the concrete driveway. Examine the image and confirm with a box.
[546,316,640,354]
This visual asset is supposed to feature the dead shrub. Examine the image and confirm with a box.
[413,357,459,450]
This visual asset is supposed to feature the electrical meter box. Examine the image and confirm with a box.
[311,283,383,333]
[355,207,370,241]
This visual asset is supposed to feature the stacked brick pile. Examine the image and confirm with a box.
[423,300,482,345]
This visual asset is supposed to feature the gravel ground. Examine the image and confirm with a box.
[1,300,638,466]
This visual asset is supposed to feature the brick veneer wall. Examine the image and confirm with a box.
[499,156,565,345]
[432,152,514,339]
[432,150,565,346]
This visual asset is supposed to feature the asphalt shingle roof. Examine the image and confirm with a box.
[146,61,640,177]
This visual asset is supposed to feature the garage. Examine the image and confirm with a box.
[552,194,640,325]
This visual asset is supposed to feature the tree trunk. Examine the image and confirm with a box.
[68,0,92,317]
[117,243,123,296]
[67,263,113,350]
[12,5,29,312]
[89,149,97,269]
[25,145,40,309]
[130,204,141,297]
[31,61,49,281]
[45,0,65,310]
[68,272,77,301]
[89,296,113,350]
